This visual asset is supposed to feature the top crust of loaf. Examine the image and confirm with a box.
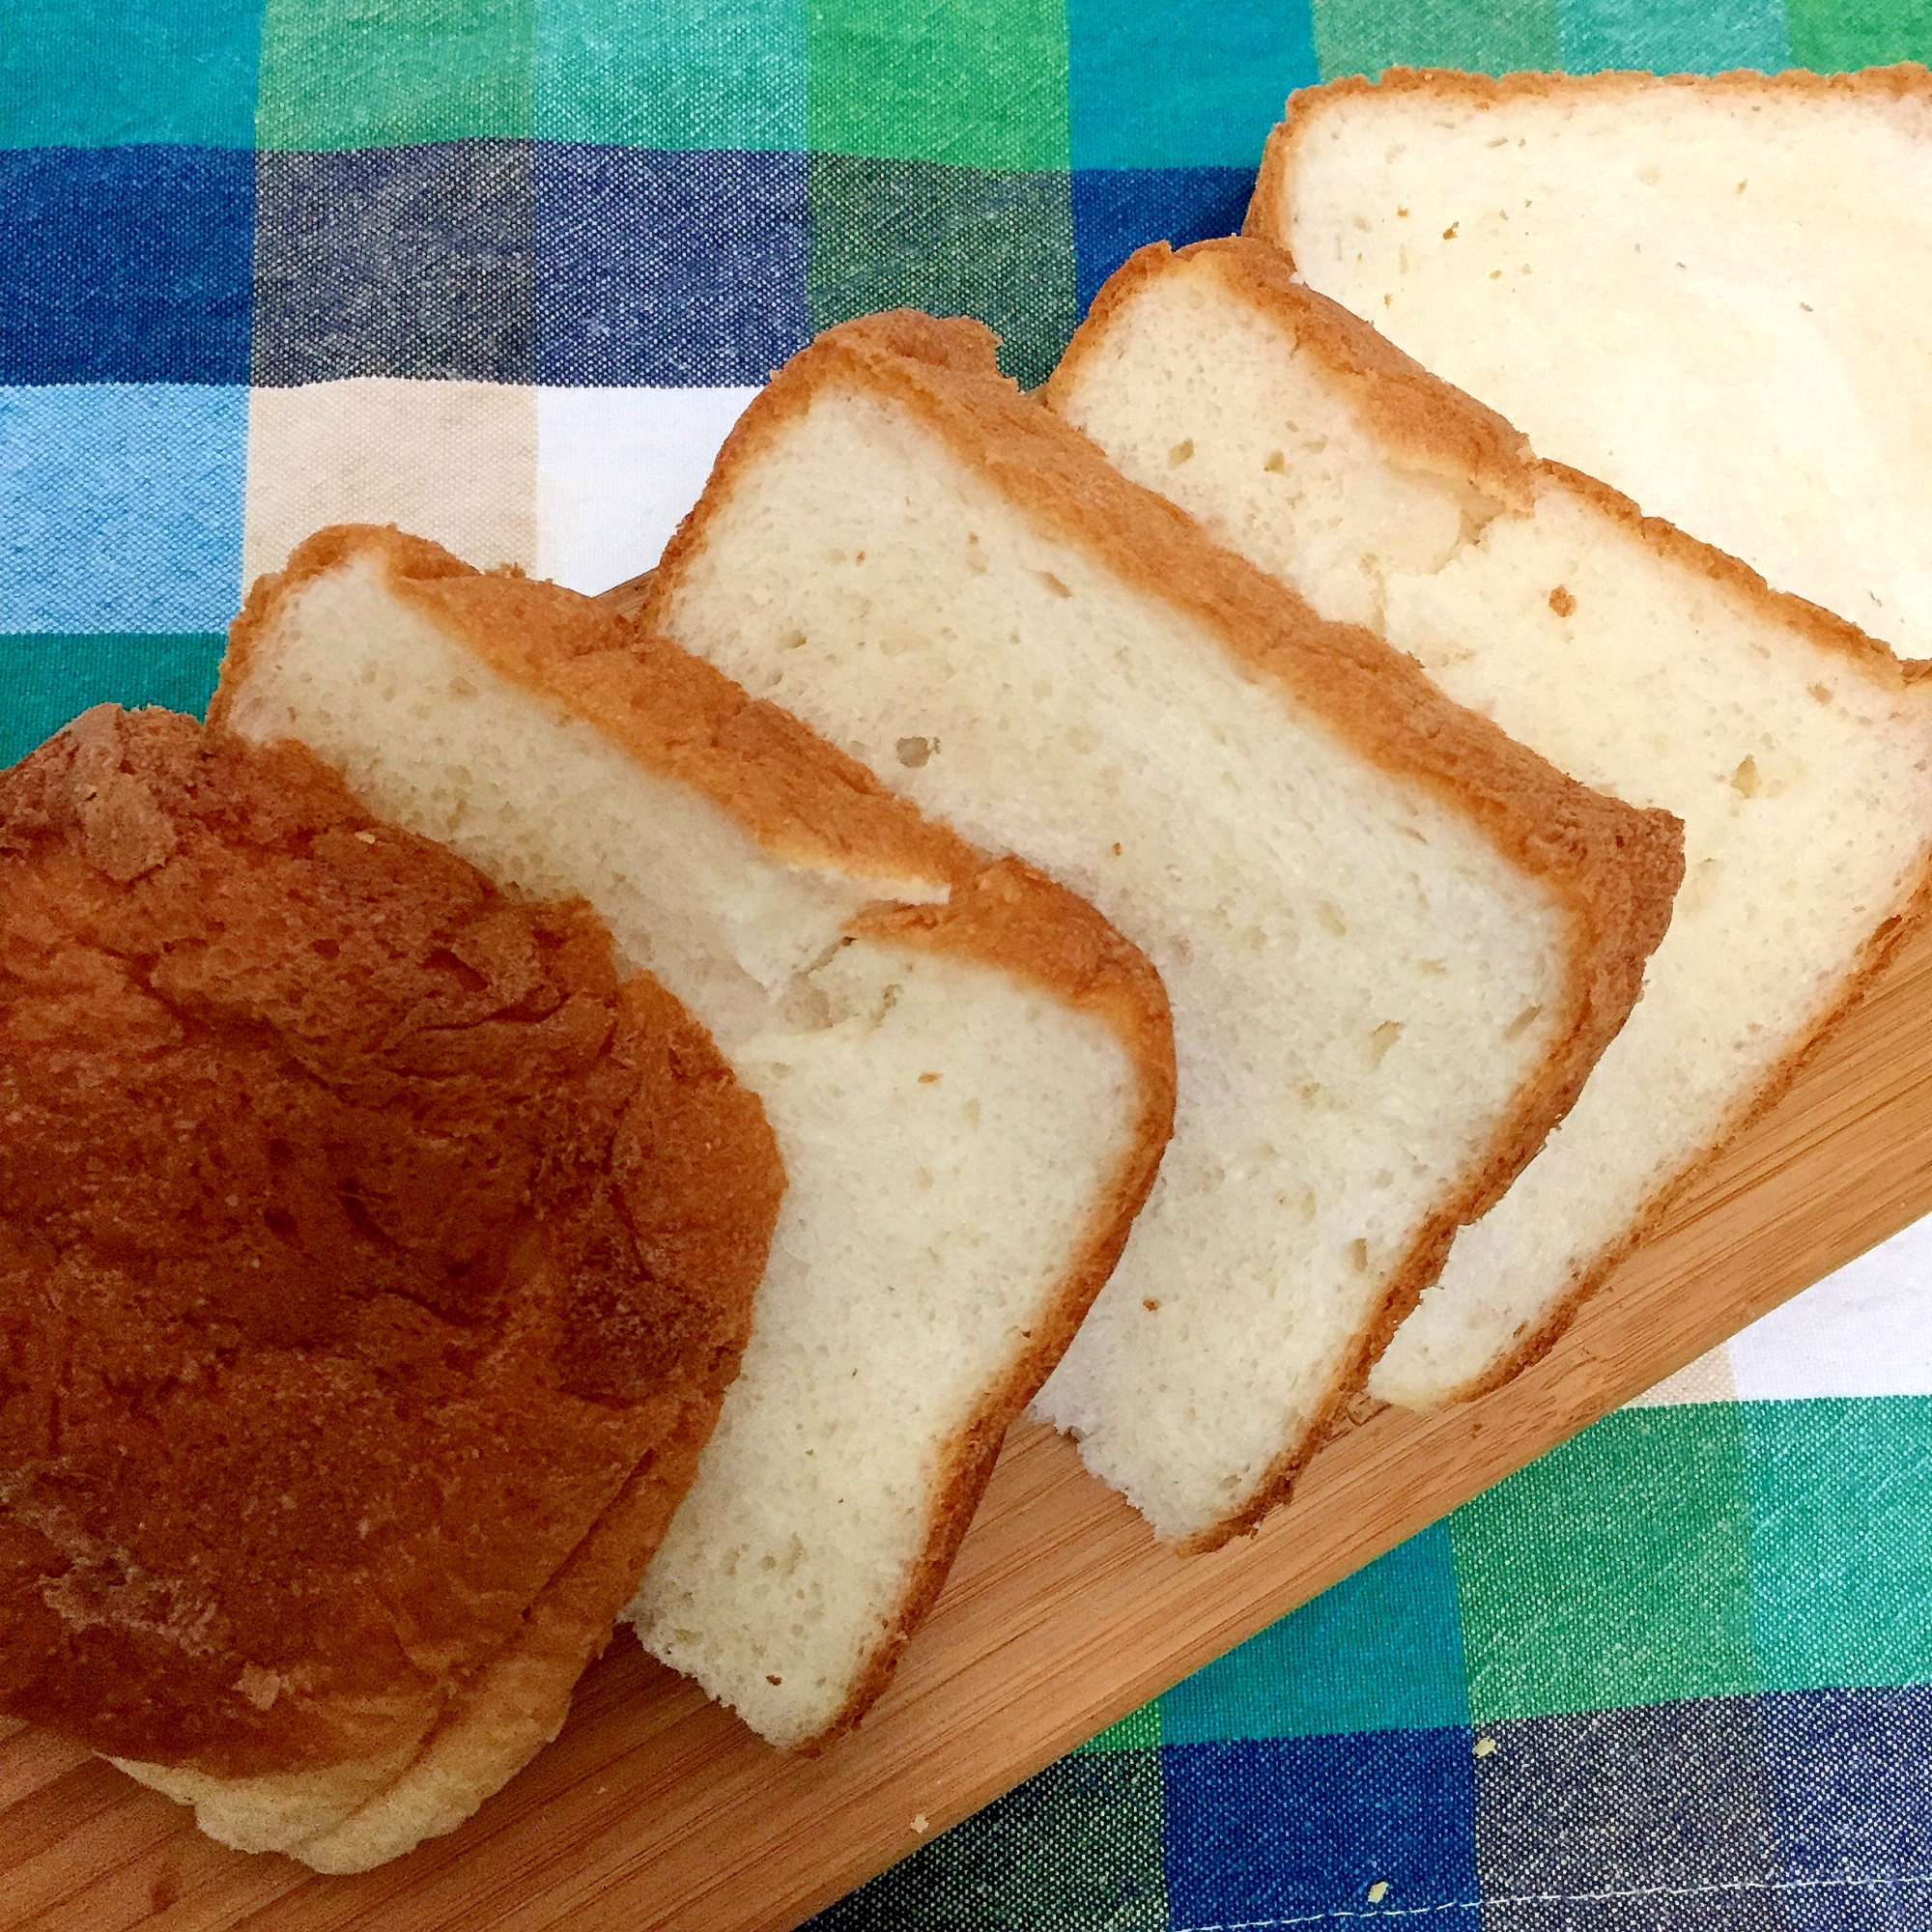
[1248,63,1932,242]
[645,312,1683,1543]
[222,525,1177,1747]
[1066,237,1932,699]
[0,706,777,1785]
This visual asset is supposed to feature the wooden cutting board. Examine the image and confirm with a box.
[9,786,1932,1932]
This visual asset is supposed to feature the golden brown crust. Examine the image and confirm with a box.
[1270,60,1932,125]
[645,306,1683,1546]
[223,526,1177,1749]
[0,709,779,1786]
[1059,231,1932,1409]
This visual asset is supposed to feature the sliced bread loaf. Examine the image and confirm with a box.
[212,525,1174,1751]
[1046,236,1932,1406]
[628,313,1682,1547]
[1247,66,1932,658]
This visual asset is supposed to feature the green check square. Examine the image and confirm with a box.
[1747,1397,1932,1693]
[1067,0,1320,170]
[1555,0,1791,73]
[257,0,535,151]
[1451,1406,1760,1723]
[806,0,1069,171]
[0,636,226,769]
[1312,0,1560,77]
[808,155,1077,388]
[538,0,805,151]
[1786,0,1932,68]
[3,0,263,149]
[1161,1523,1469,1743]
[1078,1699,1160,1753]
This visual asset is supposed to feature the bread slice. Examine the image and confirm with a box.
[628,313,1682,1548]
[1047,235,1932,1406]
[1247,65,1932,659]
[210,525,1174,1752]
[1,704,779,1873]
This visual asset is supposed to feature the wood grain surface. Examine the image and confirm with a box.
[9,747,1932,1932]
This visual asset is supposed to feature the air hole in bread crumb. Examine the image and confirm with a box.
[1038,570,1072,598]
[895,736,932,767]
[1548,585,1576,617]
[1417,958,1446,977]
[1368,1020,1403,1065]
[1502,1005,1543,1040]
[1809,684,1833,704]
[1348,1238,1369,1272]
[1264,450,1286,473]
[1731,755,1759,798]
[1168,439,1194,466]
[1317,900,1348,936]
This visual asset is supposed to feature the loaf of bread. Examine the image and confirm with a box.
[1246,65,1932,659]
[0,704,779,1870]
[213,525,1174,1751]
[1047,235,1932,1406]
[626,311,1682,1547]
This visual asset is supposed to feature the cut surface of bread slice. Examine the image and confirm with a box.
[213,526,1174,1753]
[1248,65,1932,658]
[0,704,778,1872]
[1047,236,1932,1406]
[633,313,1682,1548]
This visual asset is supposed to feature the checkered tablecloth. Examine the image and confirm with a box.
[7,2,1932,1926]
